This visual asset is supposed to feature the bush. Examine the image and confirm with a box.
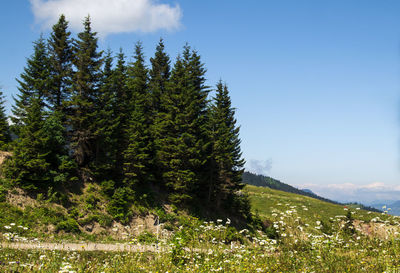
[56,218,80,233]
[107,187,134,224]
[0,184,7,202]
[137,231,157,243]
[79,213,113,228]
[101,180,115,197]
[170,235,187,266]
[85,193,100,210]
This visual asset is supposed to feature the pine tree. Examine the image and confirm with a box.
[67,16,103,171]
[155,45,210,204]
[209,81,246,211]
[149,39,171,185]
[149,38,171,113]
[123,42,152,187]
[11,36,50,133]
[46,15,76,184]
[5,96,50,190]
[93,50,119,179]
[47,14,73,112]
[111,49,129,178]
[43,110,77,185]
[0,88,10,149]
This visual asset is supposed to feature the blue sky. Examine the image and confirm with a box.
[1,0,400,202]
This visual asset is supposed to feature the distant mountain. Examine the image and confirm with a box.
[242,172,339,205]
[301,189,314,194]
[370,201,400,216]
[345,202,382,213]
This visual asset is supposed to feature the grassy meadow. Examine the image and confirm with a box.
[0,185,400,272]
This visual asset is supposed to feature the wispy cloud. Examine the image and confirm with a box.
[246,159,272,176]
[30,0,182,36]
[300,182,400,204]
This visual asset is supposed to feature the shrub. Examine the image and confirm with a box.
[137,231,157,243]
[107,187,134,224]
[85,193,100,210]
[100,180,115,197]
[0,185,7,202]
[56,218,80,233]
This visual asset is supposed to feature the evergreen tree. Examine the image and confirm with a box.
[149,38,171,113]
[0,88,10,148]
[5,96,50,190]
[209,81,246,211]
[111,49,129,178]
[123,42,152,187]
[149,39,171,185]
[67,16,103,171]
[43,110,77,186]
[47,14,73,112]
[93,50,119,179]
[11,36,50,133]
[155,45,210,204]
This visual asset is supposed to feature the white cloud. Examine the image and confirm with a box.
[246,159,272,176]
[30,0,182,35]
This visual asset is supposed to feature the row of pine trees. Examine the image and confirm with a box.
[0,15,249,219]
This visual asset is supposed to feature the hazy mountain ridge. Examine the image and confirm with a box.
[370,201,400,216]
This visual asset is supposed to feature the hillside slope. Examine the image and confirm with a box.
[244,184,390,233]
[242,171,338,204]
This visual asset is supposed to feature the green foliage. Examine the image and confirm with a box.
[100,180,115,197]
[207,81,247,215]
[46,187,68,206]
[107,187,134,224]
[56,218,80,233]
[0,185,7,202]
[84,193,100,210]
[78,213,113,228]
[47,14,73,112]
[155,45,210,205]
[170,234,188,266]
[4,15,251,227]
[0,88,10,149]
[11,36,50,133]
[156,208,177,223]
[123,42,152,187]
[67,16,103,169]
[136,231,157,243]
[4,97,51,190]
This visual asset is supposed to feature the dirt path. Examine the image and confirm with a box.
[0,241,167,252]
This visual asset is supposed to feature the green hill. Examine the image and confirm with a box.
[242,171,339,204]
[244,184,389,234]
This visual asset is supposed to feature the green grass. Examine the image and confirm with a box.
[1,184,400,272]
[245,184,392,226]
